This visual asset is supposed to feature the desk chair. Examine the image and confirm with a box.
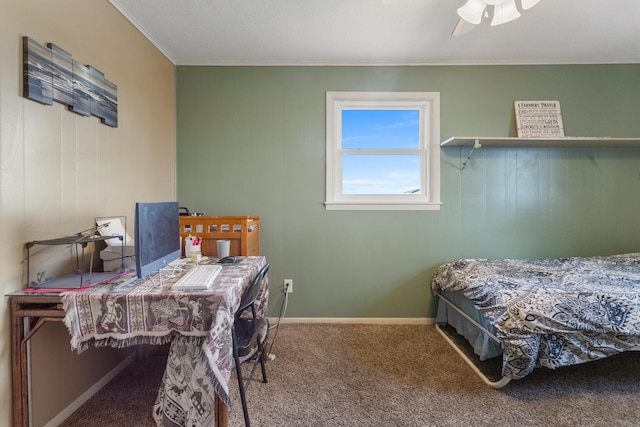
[233,262,270,427]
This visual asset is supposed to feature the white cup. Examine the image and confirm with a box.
[190,245,201,262]
[217,240,230,258]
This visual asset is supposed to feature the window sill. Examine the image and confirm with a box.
[324,202,442,211]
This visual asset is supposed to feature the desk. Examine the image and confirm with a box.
[10,256,268,427]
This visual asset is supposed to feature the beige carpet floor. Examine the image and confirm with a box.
[60,323,640,426]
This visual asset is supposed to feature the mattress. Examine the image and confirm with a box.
[432,253,640,380]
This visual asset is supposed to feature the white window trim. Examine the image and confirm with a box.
[325,91,441,211]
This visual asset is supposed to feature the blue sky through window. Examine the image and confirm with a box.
[342,110,419,150]
[341,109,421,195]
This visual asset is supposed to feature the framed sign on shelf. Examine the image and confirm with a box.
[514,100,564,138]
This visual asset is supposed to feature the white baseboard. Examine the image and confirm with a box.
[270,317,435,325]
[44,352,137,427]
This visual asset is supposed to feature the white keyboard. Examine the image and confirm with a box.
[172,264,222,291]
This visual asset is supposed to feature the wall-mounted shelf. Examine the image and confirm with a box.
[442,136,640,171]
[442,136,640,148]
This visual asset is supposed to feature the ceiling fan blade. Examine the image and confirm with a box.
[452,18,476,36]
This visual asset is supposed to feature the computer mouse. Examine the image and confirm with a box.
[218,256,237,264]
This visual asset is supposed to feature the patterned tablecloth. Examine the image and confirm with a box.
[61,256,268,426]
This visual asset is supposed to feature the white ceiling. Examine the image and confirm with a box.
[109,0,640,66]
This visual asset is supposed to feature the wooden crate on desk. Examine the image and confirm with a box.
[179,216,260,257]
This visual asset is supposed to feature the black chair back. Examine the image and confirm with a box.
[237,263,270,316]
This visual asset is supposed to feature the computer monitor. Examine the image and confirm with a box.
[134,201,181,278]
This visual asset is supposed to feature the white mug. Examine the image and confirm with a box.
[217,240,230,258]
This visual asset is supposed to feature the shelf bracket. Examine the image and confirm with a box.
[460,139,482,171]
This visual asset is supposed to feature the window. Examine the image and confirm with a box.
[325,91,441,211]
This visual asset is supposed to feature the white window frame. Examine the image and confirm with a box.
[325,91,441,211]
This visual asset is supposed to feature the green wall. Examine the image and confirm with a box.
[176,65,640,319]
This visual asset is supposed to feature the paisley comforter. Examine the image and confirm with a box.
[431,253,640,379]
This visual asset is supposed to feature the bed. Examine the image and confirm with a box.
[431,252,640,387]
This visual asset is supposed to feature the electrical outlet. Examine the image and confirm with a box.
[284,279,293,293]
